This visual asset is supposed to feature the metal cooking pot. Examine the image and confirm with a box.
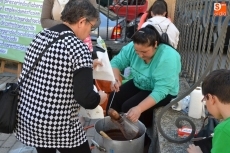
[92,116,146,153]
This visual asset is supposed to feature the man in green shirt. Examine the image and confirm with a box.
[187,69,230,153]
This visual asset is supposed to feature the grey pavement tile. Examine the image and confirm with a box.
[0,140,4,146]
[0,73,18,77]
[0,80,6,85]
[18,146,35,153]
[9,140,25,151]
[0,133,10,141]
[0,148,10,153]
[6,76,16,81]
[1,135,17,148]
[9,148,24,153]
[0,76,17,85]
[17,147,38,153]
[0,76,10,81]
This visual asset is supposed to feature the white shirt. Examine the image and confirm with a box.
[142,16,180,49]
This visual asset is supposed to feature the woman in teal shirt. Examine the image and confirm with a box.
[106,25,181,127]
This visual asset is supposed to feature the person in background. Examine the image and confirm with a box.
[138,0,168,30]
[15,1,107,153]
[141,0,179,49]
[187,69,230,153]
[106,24,181,129]
[40,0,100,52]
[41,0,100,28]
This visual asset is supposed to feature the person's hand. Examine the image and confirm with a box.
[187,144,203,153]
[98,90,107,105]
[110,79,121,92]
[126,106,142,122]
[93,59,103,69]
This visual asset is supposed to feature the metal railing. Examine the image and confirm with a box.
[157,0,230,143]
[94,0,145,42]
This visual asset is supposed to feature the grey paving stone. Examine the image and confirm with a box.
[1,134,17,148]
[18,146,35,153]
[9,148,24,153]
[0,133,10,141]
[0,73,18,77]
[9,140,25,151]
[0,76,10,81]
[0,148,10,153]
[0,140,4,147]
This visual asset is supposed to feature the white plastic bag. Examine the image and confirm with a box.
[172,95,190,112]
[93,36,116,82]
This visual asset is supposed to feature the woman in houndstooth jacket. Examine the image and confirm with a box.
[15,1,107,153]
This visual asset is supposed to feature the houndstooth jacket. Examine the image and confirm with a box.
[15,24,100,148]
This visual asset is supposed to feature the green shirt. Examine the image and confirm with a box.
[212,117,230,153]
[111,42,181,103]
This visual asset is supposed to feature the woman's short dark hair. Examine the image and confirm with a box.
[61,0,99,24]
[202,69,230,104]
[132,25,170,47]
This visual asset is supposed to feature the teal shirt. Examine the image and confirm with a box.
[111,42,181,103]
[211,117,230,153]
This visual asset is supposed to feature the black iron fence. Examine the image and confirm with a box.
[157,0,230,143]
[94,0,147,42]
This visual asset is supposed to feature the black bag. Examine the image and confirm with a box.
[0,83,19,133]
[0,33,72,134]
[157,24,170,44]
[192,116,219,153]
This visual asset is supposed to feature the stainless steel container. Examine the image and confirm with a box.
[92,116,146,153]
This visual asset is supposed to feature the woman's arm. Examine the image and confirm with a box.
[127,96,156,122]
[110,68,122,92]
[73,68,101,109]
[110,42,133,71]
[110,42,133,91]
[40,0,62,28]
